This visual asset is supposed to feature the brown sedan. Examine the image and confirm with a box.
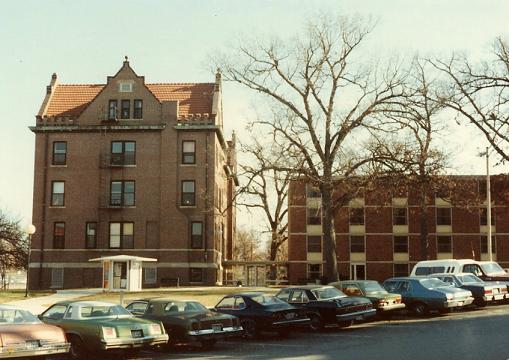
[0,305,69,358]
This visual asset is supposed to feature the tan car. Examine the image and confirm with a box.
[0,304,69,358]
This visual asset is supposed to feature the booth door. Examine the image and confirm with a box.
[113,262,127,289]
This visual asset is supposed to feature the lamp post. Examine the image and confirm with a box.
[25,224,36,297]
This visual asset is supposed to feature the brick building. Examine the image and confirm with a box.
[288,176,509,284]
[29,58,237,289]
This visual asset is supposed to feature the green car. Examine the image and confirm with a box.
[330,280,406,314]
[40,300,168,359]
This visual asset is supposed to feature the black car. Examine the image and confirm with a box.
[126,298,243,348]
[213,292,309,338]
[430,273,508,307]
[275,285,376,331]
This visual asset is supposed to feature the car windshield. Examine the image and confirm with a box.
[251,294,286,306]
[480,262,506,275]
[312,287,346,300]
[363,282,387,294]
[0,308,40,324]
[457,274,483,284]
[164,301,208,313]
[420,278,449,289]
[81,305,132,318]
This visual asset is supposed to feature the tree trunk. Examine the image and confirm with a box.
[418,180,430,260]
[321,183,338,283]
[269,232,279,281]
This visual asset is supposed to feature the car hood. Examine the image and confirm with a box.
[0,323,65,346]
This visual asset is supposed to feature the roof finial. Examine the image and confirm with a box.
[124,55,129,63]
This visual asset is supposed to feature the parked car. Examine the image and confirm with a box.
[213,292,309,338]
[330,280,406,314]
[39,301,168,359]
[0,304,69,359]
[383,277,474,316]
[429,273,508,307]
[275,285,376,331]
[410,259,509,282]
[126,298,243,348]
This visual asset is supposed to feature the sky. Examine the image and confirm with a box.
[1,0,508,230]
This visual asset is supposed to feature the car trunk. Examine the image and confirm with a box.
[0,323,63,346]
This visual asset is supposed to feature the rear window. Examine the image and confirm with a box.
[415,266,445,276]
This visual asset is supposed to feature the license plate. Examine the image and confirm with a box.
[131,329,143,338]
[26,340,40,349]
[458,302,463,306]
[285,312,295,319]
[212,324,222,332]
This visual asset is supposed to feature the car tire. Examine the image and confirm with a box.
[474,298,487,307]
[277,329,290,338]
[201,339,217,349]
[309,314,324,332]
[337,320,353,328]
[411,303,429,316]
[68,335,88,360]
[241,320,258,339]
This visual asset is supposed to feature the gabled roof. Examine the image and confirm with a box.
[42,82,215,118]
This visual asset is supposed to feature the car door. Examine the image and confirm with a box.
[287,290,310,309]
[125,301,148,317]
[398,281,414,303]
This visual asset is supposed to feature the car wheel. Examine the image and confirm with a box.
[309,314,324,332]
[68,335,88,360]
[474,298,487,307]
[241,320,258,339]
[337,320,353,328]
[277,329,290,338]
[411,303,429,316]
[201,339,217,349]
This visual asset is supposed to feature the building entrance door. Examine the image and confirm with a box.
[113,262,127,289]
[350,263,366,280]
[247,265,266,286]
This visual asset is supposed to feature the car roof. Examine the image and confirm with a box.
[145,298,198,304]
[384,277,420,281]
[285,285,333,290]
[67,301,117,307]
[335,280,378,285]
[0,304,26,311]
[224,292,266,298]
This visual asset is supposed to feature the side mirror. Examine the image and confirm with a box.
[37,314,43,320]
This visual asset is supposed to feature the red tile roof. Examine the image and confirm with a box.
[44,83,215,118]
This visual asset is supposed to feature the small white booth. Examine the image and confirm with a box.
[89,255,157,292]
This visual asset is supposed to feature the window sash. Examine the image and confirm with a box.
[307,236,322,253]
[108,100,118,120]
[350,236,365,253]
[121,100,130,119]
[51,182,65,206]
[191,222,203,248]
[52,142,67,165]
[393,208,407,225]
[133,100,143,119]
[54,223,65,249]
[393,264,408,277]
[307,264,322,280]
[307,207,321,225]
[182,141,196,164]
[436,208,451,225]
[349,208,364,225]
[437,236,452,253]
[111,141,136,165]
[182,181,196,206]
[393,236,408,253]
[85,222,97,249]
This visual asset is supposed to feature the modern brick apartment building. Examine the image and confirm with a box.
[29,58,237,289]
[288,176,509,284]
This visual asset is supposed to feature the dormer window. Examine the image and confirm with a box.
[119,82,133,92]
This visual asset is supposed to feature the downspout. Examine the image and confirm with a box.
[38,133,49,288]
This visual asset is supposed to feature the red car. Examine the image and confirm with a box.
[0,305,69,358]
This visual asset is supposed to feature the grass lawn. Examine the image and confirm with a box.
[76,287,279,307]
[0,290,55,304]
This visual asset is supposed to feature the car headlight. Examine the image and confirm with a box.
[446,294,453,300]
[150,323,162,335]
[102,326,117,339]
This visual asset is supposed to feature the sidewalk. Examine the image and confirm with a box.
[5,288,102,314]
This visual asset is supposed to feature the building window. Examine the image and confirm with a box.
[393,207,407,225]
[349,208,364,225]
[53,222,65,249]
[108,100,118,120]
[191,222,203,248]
[437,235,452,253]
[110,181,135,206]
[436,207,451,226]
[111,141,136,166]
[109,222,134,249]
[182,141,196,164]
[306,185,321,198]
[307,264,322,280]
[181,181,195,206]
[144,267,157,284]
[119,82,133,92]
[307,236,322,253]
[85,222,97,249]
[51,181,65,206]
[350,235,365,253]
[190,268,203,283]
[394,236,408,253]
[133,99,143,119]
[307,207,321,225]
[51,268,64,288]
[480,208,495,226]
[52,142,67,165]
[121,100,130,119]
[481,235,496,254]
[394,263,409,277]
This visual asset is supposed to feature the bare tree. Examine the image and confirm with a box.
[0,211,27,289]
[431,37,509,161]
[369,59,450,259]
[214,15,406,281]
[237,134,291,279]
[234,227,265,261]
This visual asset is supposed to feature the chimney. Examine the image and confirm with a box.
[215,68,222,91]
[46,73,58,94]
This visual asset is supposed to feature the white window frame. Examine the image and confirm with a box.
[119,81,133,92]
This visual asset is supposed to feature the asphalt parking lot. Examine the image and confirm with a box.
[108,303,509,360]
